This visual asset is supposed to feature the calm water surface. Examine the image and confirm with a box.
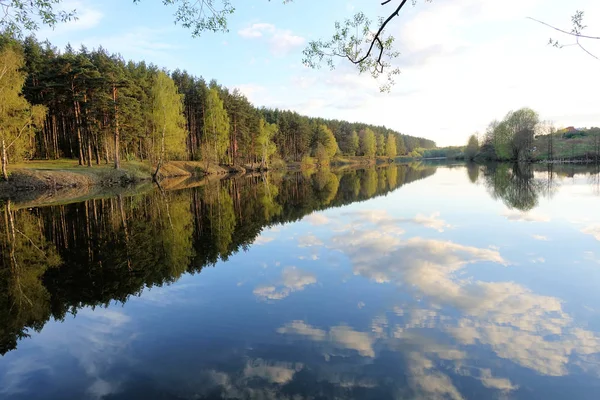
[1,163,600,399]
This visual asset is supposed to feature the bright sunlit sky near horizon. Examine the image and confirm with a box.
[37,0,600,147]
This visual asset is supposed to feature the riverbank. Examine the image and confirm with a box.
[0,157,407,206]
[0,156,407,194]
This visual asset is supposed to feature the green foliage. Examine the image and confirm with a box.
[348,131,359,156]
[481,108,540,161]
[313,124,337,164]
[385,133,397,158]
[150,71,187,169]
[465,134,479,160]
[0,163,442,354]
[0,0,75,35]
[204,87,230,164]
[375,132,385,156]
[395,135,406,155]
[360,128,376,158]
[256,118,277,167]
[133,0,235,37]
[0,45,46,178]
[1,34,437,170]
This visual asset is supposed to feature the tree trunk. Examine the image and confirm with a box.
[74,100,84,166]
[1,139,8,181]
[154,120,167,180]
[113,85,121,169]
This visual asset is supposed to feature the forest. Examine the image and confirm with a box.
[0,34,436,181]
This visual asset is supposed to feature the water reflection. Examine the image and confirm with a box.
[0,164,435,355]
[1,162,600,400]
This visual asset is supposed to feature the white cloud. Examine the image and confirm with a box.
[502,210,551,223]
[238,22,305,55]
[38,1,103,37]
[532,235,550,241]
[269,29,305,55]
[243,359,302,384]
[344,209,450,233]
[298,234,324,248]
[253,266,317,301]
[254,235,275,245]
[254,0,600,147]
[479,369,518,391]
[277,321,375,357]
[238,23,276,38]
[582,224,600,241]
[304,212,331,226]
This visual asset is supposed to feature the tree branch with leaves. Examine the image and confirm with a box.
[529,10,599,60]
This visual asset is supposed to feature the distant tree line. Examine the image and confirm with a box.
[461,107,600,163]
[0,34,436,179]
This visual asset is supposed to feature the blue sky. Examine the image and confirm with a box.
[38,0,600,146]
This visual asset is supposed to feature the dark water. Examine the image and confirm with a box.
[1,163,600,399]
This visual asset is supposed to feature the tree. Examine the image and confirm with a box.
[150,71,187,178]
[395,134,406,155]
[313,124,337,160]
[360,128,376,158]
[483,108,539,161]
[347,131,359,156]
[376,132,385,156]
[0,46,46,180]
[0,0,75,35]
[385,133,397,159]
[256,118,277,169]
[465,134,479,161]
[505,108,539,160]
[204,87,230,165]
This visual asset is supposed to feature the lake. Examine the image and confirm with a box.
[1,162,600,400]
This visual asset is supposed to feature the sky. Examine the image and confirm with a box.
[37,0,600,147]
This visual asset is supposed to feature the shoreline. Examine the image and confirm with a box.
[0,157,402,207]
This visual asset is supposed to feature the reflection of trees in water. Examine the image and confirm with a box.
[466,163,480,184]
[482,163,558,211]
[588,165,600,196]
[0,201,60,354]
[0,164,437,354]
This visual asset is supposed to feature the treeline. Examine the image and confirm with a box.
[0,163,436,354]
[462,107,600,162]
[0,34,436,178]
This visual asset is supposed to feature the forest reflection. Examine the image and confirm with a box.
[478,162,600,211]
[0,164,436,355]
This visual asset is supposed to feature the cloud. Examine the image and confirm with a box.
[238,22,305,55]
[405,352,464,400]
[582,224,600,241]
[253,267,317,301]
[304,212,331,226]
[243,359,302,384]
[479,369,518,391]
[532,235,550,241]
[502,210,551,223]
[254,235,275,245]
[298,234,324,248]
[344,209,451,233]
[277,321,375,357]
[38,1,103,36]
[269,30,306,55]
